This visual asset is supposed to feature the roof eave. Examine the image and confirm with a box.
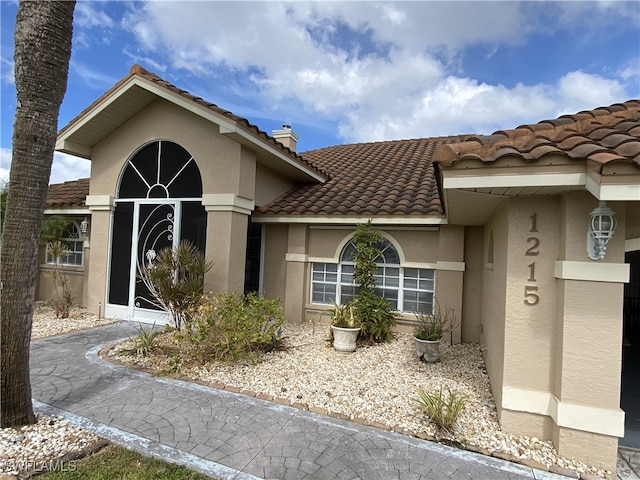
[251,214,448,225]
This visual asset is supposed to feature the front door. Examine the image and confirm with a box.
[131,202,179,321]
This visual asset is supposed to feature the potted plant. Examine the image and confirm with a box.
[413,300,458,363]
[328,300,361,352]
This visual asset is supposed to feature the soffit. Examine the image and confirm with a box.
[57,84,156,155]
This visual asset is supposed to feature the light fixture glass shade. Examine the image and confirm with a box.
[587,201,616,260]
[80,217,89,236]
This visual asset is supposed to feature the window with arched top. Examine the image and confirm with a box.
[118,141,202,199]
[45,222,84,266]
[311,236,435,314]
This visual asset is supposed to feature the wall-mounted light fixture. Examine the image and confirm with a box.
[80,217,90,238]
[587,201,616,261]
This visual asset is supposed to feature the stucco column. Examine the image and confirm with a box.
[499,197,560,439]
[202,194,253,294]
[436,225,465,343]
[85,195,114,316]
[284,224,308,323]
[550,194,627,470]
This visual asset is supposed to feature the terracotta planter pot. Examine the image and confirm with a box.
[331,325,361,352]
[414,336,441,363]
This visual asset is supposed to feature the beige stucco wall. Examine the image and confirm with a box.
[462,226,483,343]
[254,163,297,207]
[626,201,640,241]
[36,262,85,306]
[262,224,288,301]
[479,202,509,413]
[503,197,559,395]
[85,208,111,315]
[487,192,627,471]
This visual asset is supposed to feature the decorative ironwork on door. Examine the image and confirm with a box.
[134,203,176,310]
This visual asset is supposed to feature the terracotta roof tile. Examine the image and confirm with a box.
[256,136,469,217]
[434,99,640,172]
[45,178,89,207]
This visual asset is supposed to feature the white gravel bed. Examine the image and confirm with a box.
[0,414,103,476]
[32,301,114,339]
[109,321,612,479]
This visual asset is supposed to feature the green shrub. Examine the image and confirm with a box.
[127,324,162,357]
[414,386,466,433]
[350,222,396,343]
[184,292,285,364]
[143,240,213,331]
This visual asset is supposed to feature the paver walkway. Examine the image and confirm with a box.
[31,322,568,479]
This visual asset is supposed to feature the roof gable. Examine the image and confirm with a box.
[56,65,327,183]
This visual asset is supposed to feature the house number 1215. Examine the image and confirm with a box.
[524,213,540,306]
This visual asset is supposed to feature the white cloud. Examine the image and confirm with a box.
[0,148,89,185]
[101,1,637,146]
[557,71,628,113]
[0,147,10,184]
[50,152,90,185]
[1,55,14,86]
[338,77,557,142]
[70,60,119,90]
[75,2,115,30]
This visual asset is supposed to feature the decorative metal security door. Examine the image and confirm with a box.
[105,140,206,324]
[133,202,178,312]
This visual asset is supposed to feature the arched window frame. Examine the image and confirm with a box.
[45,221,84,266]
[310,233,435,314]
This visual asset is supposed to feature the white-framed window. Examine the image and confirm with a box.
[45,222,84,266]
[311,237,435,314]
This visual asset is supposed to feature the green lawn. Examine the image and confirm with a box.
[40,445,215,480]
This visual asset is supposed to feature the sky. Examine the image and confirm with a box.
[1,0,639,185]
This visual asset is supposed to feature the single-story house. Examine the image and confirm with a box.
[39,65,640,471]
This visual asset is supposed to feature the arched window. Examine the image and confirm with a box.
[311,237,435,314]
[118,141,202,199]
[45,222,83,266]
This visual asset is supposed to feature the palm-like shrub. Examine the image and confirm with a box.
[143,240,213,331]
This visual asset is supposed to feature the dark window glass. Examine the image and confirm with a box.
[117,141,202,199]
[180,201,207,253]
[244,220,262,294]
[108,202,133,305]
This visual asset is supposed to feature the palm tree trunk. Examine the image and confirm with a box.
[1,0,75,428]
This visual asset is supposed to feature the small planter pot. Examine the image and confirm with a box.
[414,337,441,363]
[331,325,361,353]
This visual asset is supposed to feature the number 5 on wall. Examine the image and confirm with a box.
[524,285,539,305]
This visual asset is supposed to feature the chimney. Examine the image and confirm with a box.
[272,124,299,152]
